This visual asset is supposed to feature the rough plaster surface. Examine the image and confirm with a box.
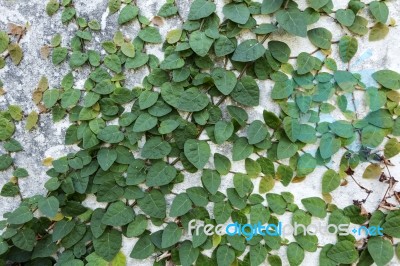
[0,0,400,265]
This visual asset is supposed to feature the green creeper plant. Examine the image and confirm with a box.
[0,0,400,265]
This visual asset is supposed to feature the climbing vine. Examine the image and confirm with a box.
[1,0,400,265]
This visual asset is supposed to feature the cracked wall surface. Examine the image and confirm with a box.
[1,0,400,265]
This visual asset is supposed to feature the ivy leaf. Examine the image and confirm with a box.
[319,133,340,159]
[0,118,15,141]
[101,201,135,226]
[232,137,254,161]
[327,240,359,264]
[188,0,216,20]
[301,197,327,218]
[138,26,162,43]
[52,47,68,65]
[247,120,268,144]
[297,52,315,75]
[307,28,332,50]
[261,0,283,14]
[25,111,39,131]
[287,243,305,266]
[369,1,389,23]
[322,169,340,193]
[214,36,236,57]
[184,139,210,169]
[179,240,199,266]
[170,193,192,217]
[277,137,298,160]
[202,169,221,195]
[189,31,214,57]
[297,153,316,177]
[384,138,400,158]
[214,201,233,224]
[161,222,182,248]
[97,148,117,171]
[137,190,166,218]
[268,41,290,63]
[233,173,253,197]
[232,39,265,62]
[214,121,234,144]
[130,234,154,259]
[216,245,236,266]
[276,8,307,37]
[348,16,368,36]
[118,5,139,25]
[372,70,400,90]
[160,53,184,70]
[38,196,59,218]
[132,113,157,132]
[12,228,36,251]
[336,9,356,26]
[93,229,122,261]
[339,36,358,63]
[369,23,389,42]
[141,137,172,159]
[308,0,330,10]
[69,51,88,68]
[7,206,33,225]
[222,3,250,25]
[97,125,124,143]
[231,76,260,106]
[365,109,394,129]
[367,236,394,266]
[212,68,237,95]
[8,43,23,65]
[362,164,381,179]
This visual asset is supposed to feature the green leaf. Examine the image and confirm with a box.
[382,216,400,238]
[287,243,304,266]
[348,16,368,35]
[180,87,210,112]
[93,229,122,261]
[214,36,236,57]
[126,215,147,238]
[38,196,59,218]
[329,120,354,138]
[7,206,33,225]
[69,51,88,68]
[188,0,216,20]
[266,193,286,214]
[118,5,139,25]
[97,125,124,143]
[232,39,266,62]
[297,52,315,75]
[336,9,355,27]
[160,53,184,70]
[362,125,385,148]
[339,36,358,63]
[214,121,234,144]
[372,70,400,90]
[61,7,76,23]
[365,109,394,129]
[384,138,400,158]
[297,153,316,177]
[307,28,332,50]
[179,240,199,266]
[233,173,253,197]
[232,137,254,161]
[8,43,23,65]
[212,68,237,95]
[52,220,75,241]
[202,169,221,195]
[369,1,389,23]
[141,137,171,159]
[247,120,268,144]
[268,41,290,63]
[184,139,210,169]
[322,169,340,193]
[43,89,60,109]
[216,245,235,266]
[261,0,283,14]
[161,222,182,248]
[138,26,162,43]
[132,113,157,132]
[231,76,260,106]
[294,234,318,252]
[146,161,177,187]
[319,133,341,159]
[102,201,135,226]
[0,31,9,53]
[52,47,68,65]
[276,8,307,37]
[301,197,327,218]
[137,190,166,218]
[214,201,233,224]
[222,3,250,25]
[121,42,135,58]
[130,234,154,259]
[189,30,214,57]
[97,148,117,171]
[327,240,359,264]
[170,193,192,217]
[367,236,394,266]
[277,137,298,160]
[369,23,389,42]
[0,118,15,141]
[12,228,36,251]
